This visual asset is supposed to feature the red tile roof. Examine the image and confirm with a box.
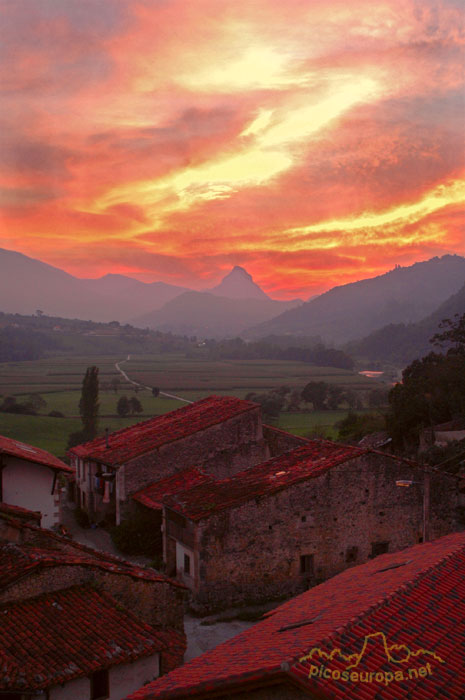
[0,585,172,691]
[0,530,186,591]
[127,531,465,699]
[163,440,369,521]
[0,501,41,522]
[0,434,72,473]
[69,396,258,467]
[132,468,214,511]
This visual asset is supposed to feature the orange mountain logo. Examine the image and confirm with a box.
[299,632,444,687]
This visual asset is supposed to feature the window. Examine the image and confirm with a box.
[90,669,109,700]
[346,546,358,563]
[184,553,191,575]
[371,541,389,558]
[300,554,314,575]
[81,491,86,509]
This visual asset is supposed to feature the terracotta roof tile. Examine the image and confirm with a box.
[132,468,214,511]
[163,440,368,521]
[0,502,41,522]
[0,585,172,691]
[68,396,257,467]
[0,434,72,473]
[126,531,465,699]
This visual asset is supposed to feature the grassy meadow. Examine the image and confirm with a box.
[0,352,381,457]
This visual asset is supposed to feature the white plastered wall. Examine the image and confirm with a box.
[49,654,160,700]
[2,456,58,527]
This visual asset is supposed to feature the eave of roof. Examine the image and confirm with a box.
[0,435,72,473]
[132,468,214,511]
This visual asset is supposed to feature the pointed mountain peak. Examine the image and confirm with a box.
[209,266,270,300]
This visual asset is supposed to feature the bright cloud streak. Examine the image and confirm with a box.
[285,179,465,241]
[0,0,463,296]
[96,76,379,218]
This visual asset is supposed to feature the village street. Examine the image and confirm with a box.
[61,501,255,661]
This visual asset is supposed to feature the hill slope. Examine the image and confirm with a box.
[131,291,300,338]
[347,281,465,365]
[245,255,465,344]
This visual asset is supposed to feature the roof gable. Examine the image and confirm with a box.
[0,435,72,473]
[127,532,465,699]
[69,396,258,466]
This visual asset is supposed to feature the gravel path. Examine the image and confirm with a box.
[115,356,193,404]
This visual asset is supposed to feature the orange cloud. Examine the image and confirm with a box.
[0,0,463,298]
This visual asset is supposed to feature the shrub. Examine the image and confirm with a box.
[48,410,64,417]
[110,513,160,556]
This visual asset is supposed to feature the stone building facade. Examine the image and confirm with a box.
[162,440,460,612]
[69,396,306,525]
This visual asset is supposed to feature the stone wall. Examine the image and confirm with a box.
[191,454,459,611]
[122,408,266,499]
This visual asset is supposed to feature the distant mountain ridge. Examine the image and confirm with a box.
[208,266,270,300]
[1,248,464,343]
[0,248,188,322]
[245,255,465,345]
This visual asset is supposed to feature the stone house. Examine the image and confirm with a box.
[68,396,306,525]
[0,514,187,699]
[128,531,465,700]
[0,434,73,528]
[162,439,460,611]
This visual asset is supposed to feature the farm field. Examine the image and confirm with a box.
[0,352,383,456]
[274,410,371,440]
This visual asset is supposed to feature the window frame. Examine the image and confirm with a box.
[90,668,109,700]
[300,554,314,575]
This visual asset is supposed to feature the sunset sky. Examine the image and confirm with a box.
[0,0,464,299]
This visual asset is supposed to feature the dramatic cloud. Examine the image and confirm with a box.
[0,0,463,296]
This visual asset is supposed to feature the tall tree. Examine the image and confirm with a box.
[387,314,465,449]
[301,381,328,410]
[117,395,130,417]
[79,366,99,440]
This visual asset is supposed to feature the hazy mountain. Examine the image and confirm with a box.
[347,281,465,365]
[208,266,271,300]
[0,248,187,322]
[131,291,301,338]
[80,274,187,315]
[245,255,465,345]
